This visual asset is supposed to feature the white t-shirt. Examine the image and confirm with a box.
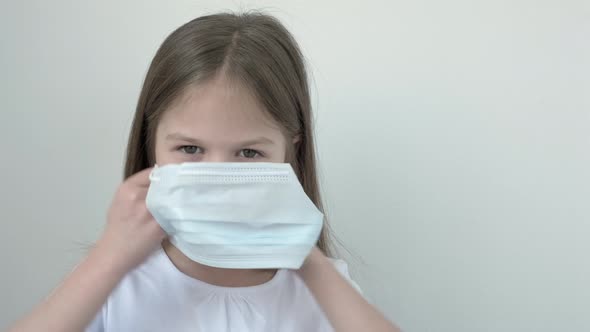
[86,248,360,332]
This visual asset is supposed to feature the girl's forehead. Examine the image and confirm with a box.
[158,78,284,140]
[169,77,269,121]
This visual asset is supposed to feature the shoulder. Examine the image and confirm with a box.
[85,249,180,331]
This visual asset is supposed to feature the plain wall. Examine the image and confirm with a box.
[1,1,589,331]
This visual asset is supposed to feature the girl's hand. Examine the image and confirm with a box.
[298,246,401,332]
[299,246,329,274]
[96,167,166,274]
[8,168,166,332]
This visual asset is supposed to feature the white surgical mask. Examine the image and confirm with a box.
[145,162,324,269]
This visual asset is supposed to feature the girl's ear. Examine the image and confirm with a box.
[285,134,301,164]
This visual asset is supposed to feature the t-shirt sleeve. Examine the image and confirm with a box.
[330,259,363,295]
[85,306,105,332]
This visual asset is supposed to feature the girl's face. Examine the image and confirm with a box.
[154,76,288,166]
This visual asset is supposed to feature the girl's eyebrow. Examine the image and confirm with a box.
[239,137,275,146]
[166,133,275,146]
[165,133,202,144]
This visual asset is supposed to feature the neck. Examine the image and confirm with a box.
[161,240,277,287]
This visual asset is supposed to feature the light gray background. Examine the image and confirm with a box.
[1,1,589,331]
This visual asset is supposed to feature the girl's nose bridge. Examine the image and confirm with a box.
[201,148,235,163]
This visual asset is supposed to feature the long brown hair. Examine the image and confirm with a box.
[123,12,334,256]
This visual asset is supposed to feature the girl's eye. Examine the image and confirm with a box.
[240,149,261,159]
[179,145,201,154]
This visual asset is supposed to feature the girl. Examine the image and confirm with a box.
[10,12,400,332]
